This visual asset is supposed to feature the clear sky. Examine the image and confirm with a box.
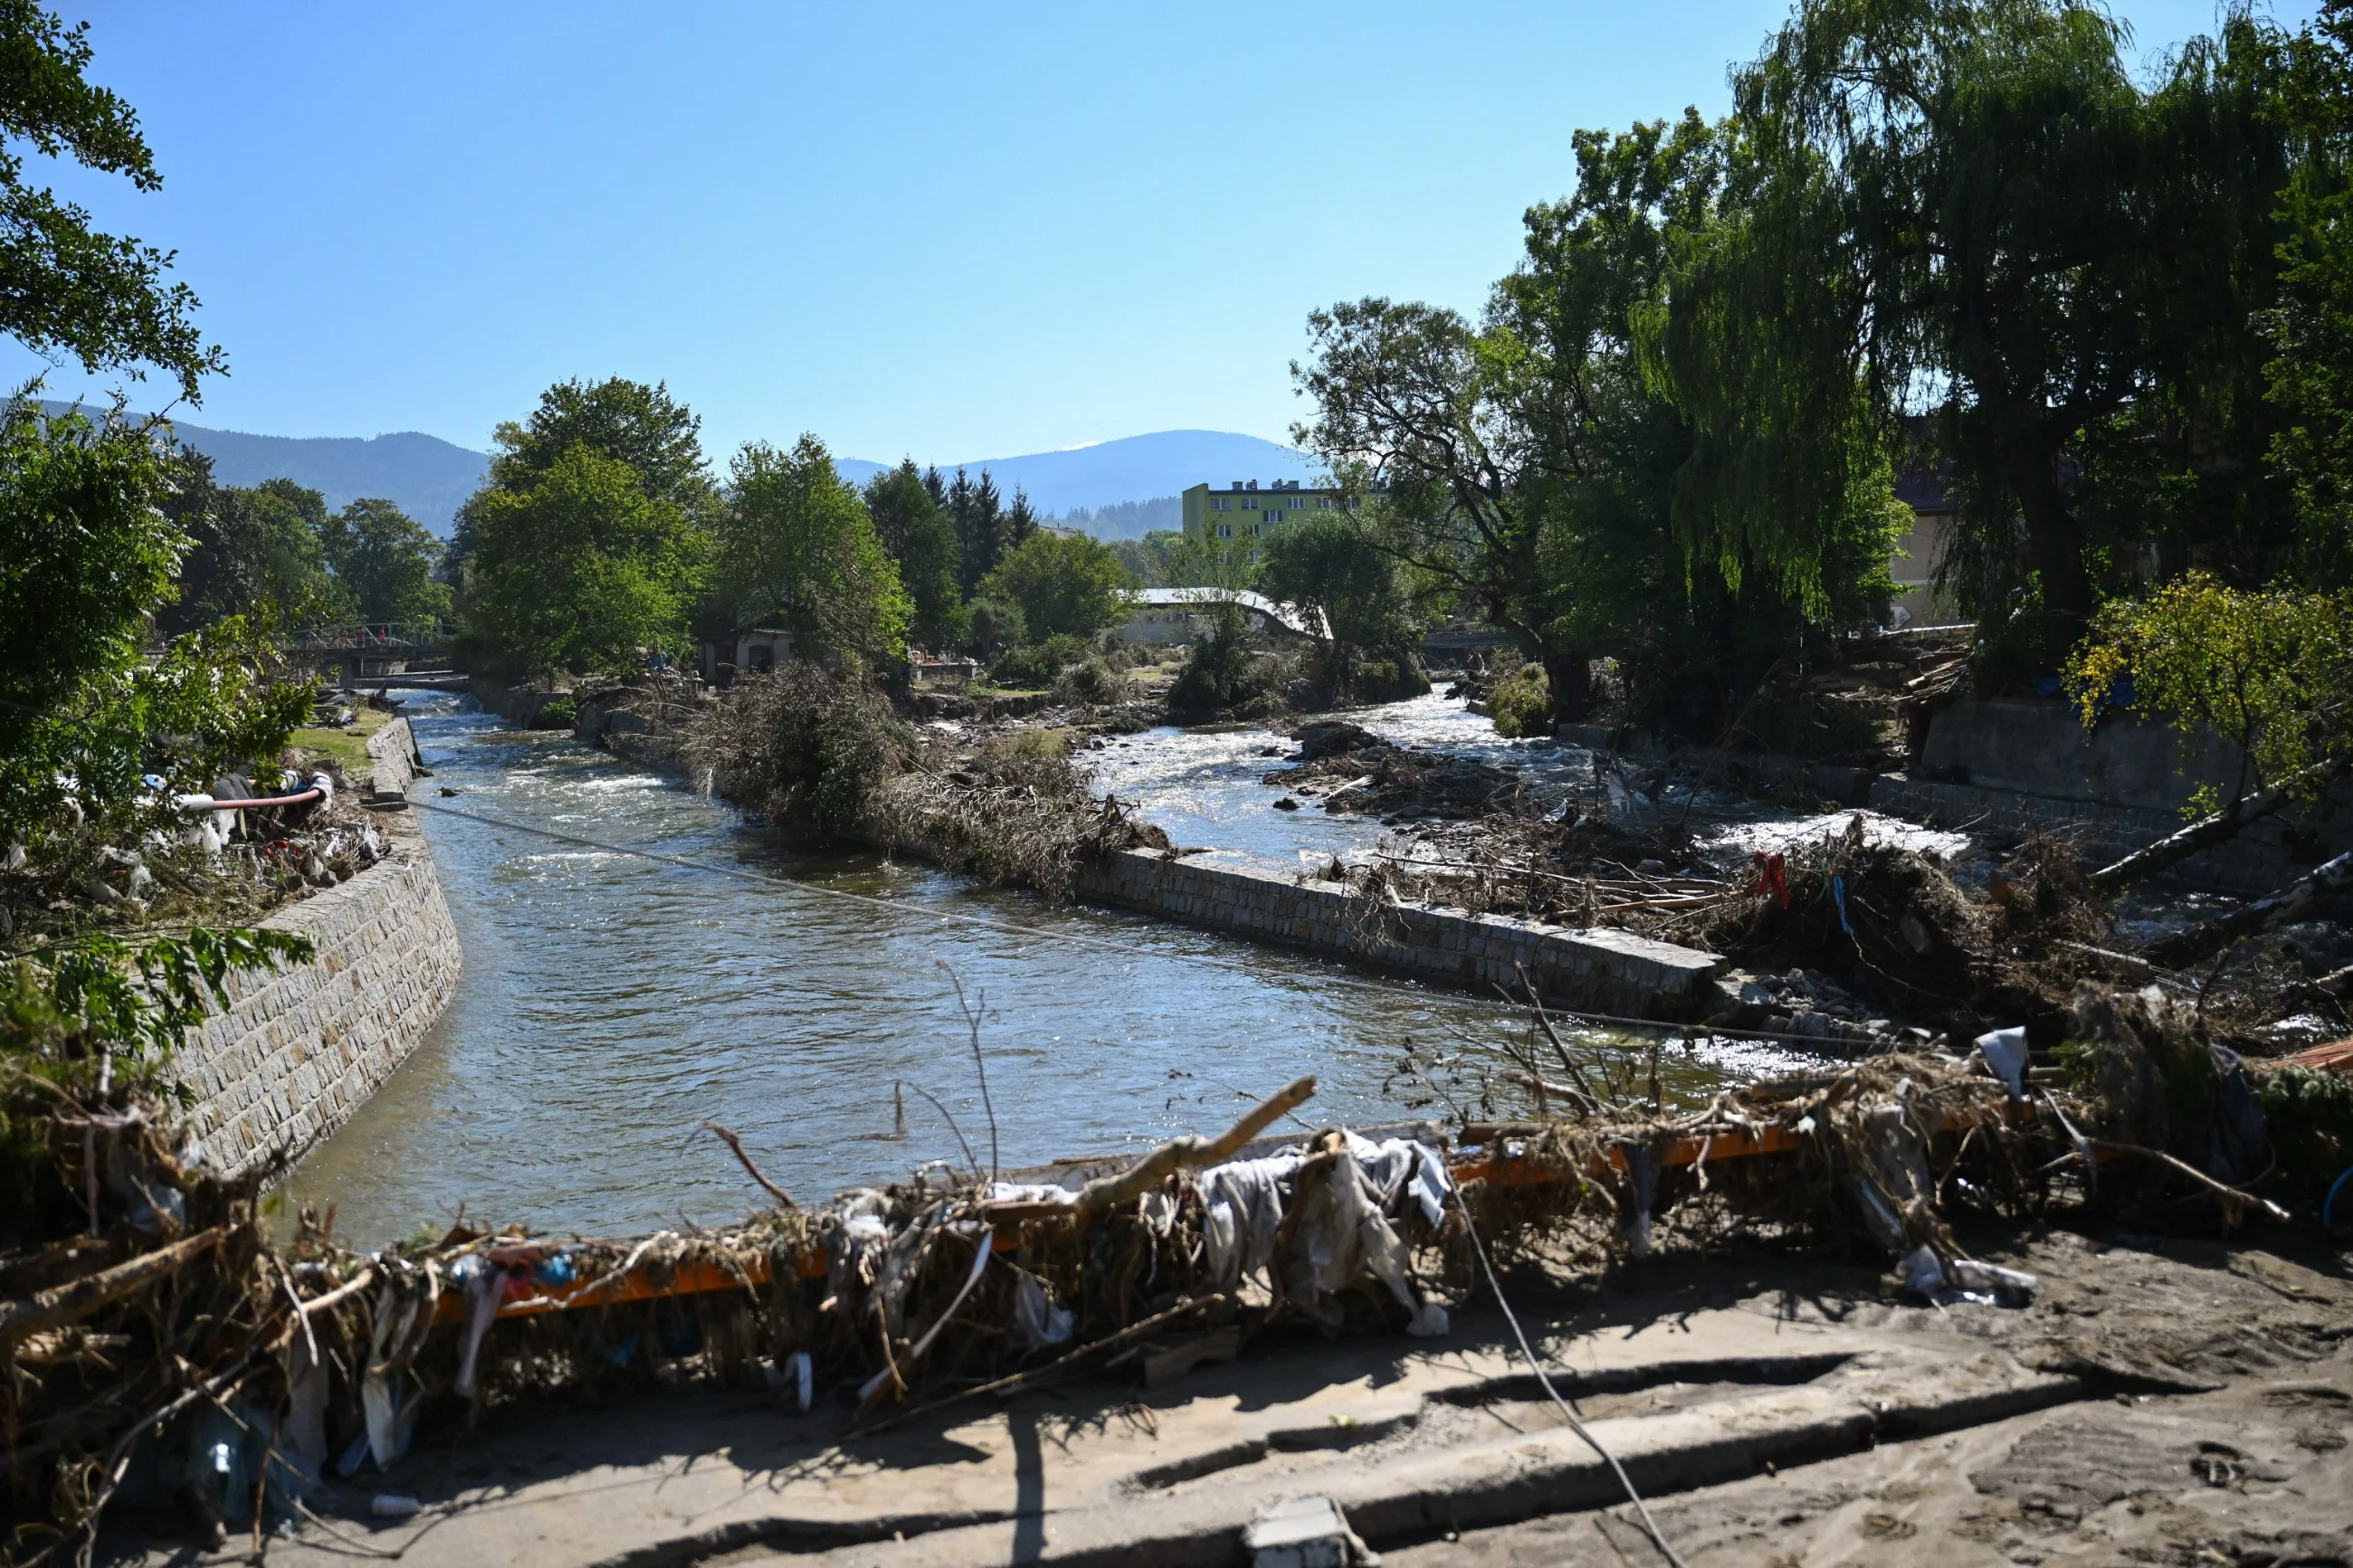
[5,1,2318,463]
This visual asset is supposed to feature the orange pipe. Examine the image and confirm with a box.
[413,1099,2042,1326]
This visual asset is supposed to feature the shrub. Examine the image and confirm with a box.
[1353,656,1432,705]
[1054,655,1134,706]
[1486,662,1551,737]
[1166,603,1279,714]
[681,663,910,845]
[988,633,1090,689]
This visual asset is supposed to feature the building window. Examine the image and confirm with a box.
[1215,523,1232,538]
[1288,496,1304,509]
[1212,497,1230,510]
[1316,496,1334,509]
[1264,509,1281,525]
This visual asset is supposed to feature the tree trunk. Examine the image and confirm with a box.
[2018,473,2093,673]
[1543,649,1593,724]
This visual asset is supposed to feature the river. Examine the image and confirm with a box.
[282,695,1811,1246]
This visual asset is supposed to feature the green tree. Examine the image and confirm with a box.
[2270,0,2353,589]
[1297,109,1899,730]
[0,400,310,848]
[0,3,222,400]
[466,444,710,679]
[713,435,910,667]
[975,531,1134,641]
[1687,0,2298,661]
[487,377,710,508]
[162,477,346,632]
[1258,511,1424,698]
[863,459,965,650]
[951,467,1008,597]
[321,497,454,624]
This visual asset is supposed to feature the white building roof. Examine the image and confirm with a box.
[1128,587,1324,639]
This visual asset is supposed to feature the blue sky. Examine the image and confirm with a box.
[6,1,2318,463]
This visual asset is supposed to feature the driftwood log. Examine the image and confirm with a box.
[1072,1076,1318,1214]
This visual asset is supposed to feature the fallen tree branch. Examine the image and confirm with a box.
[1072,1077,1316,1214]
[2091,755,2348,891]
[0,1228,223,1347]
[2088,1139,2291,1223]
[2150,851,2353,969]
[704,1120,799,1211]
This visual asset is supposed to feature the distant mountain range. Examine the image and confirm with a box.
[838,430,1321,533]
[41,408,1317,542]
[41,404,491,536]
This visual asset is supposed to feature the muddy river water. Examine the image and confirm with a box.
[284,695,1820,1246]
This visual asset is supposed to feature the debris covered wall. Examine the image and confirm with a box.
[174,806,462,1177]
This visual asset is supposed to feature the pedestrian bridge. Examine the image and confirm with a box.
[285,622,468,689]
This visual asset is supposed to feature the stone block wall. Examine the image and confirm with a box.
[176,812,462,1177]
[1075,849,1722,1020]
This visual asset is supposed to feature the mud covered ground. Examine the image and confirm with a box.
[104,1222,2351,1567]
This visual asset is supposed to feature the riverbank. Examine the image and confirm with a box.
[284,692,1781,1246]
[176,720,462,1178]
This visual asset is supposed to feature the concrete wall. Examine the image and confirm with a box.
[176,808,462,1178]
[1074,848,1723,1021]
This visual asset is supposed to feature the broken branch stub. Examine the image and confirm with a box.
[1073,1076,1317,1215]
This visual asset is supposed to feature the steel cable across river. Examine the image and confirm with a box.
[281,692,1815,1245]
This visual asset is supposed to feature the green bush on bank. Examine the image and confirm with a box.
[988,633,1091,689]
[1487,663,1551,737]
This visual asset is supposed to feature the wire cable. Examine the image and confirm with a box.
[1449,1183,1690,1568]
[396,795,1863,1052]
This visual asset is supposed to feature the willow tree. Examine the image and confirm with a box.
[1295,111,1899,727]
[1684,0,2297,663]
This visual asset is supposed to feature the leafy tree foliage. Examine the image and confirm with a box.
[321,497,453,624]
[712,435,910,667]
[863,460,965,651]
[162,477,344,632]
[2270,0,2353,588]
[2065,573,2352,815]
[965,596,1026,655]
[0,402,311,847]
[1690,0,2297,659]
[487,377,711,508]
[1257,512,1424,698]
[465,444,710,679]
[0,3,222,400]
[975,531,1134,642]
[1296,109,1899,732]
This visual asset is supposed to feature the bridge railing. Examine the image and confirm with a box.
[283,622,457,656]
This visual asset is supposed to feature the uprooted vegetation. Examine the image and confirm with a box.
[6,956,2344,1560]
[676,664,1166,898]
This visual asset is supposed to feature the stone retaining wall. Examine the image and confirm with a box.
[1074,848,1723,1020]
[176,807,462,1178]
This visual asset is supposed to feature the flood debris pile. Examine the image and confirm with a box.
[1262,720,1523,822]
[673,664,1167,898]
[0,757,390,948]
[4,965,2344,1560]
[0,1073,1468,1558]
[868,727,1171,900]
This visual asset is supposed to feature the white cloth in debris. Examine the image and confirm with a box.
[1341,1132,1453,1227]
[986,1182,1077,1206]
[1199,1150,1305,1293]
[1011,1273,1075,1352]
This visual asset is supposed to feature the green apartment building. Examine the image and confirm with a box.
[1180,480,1348,543]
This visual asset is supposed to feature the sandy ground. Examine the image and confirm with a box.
[102,1223,2352,1567]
